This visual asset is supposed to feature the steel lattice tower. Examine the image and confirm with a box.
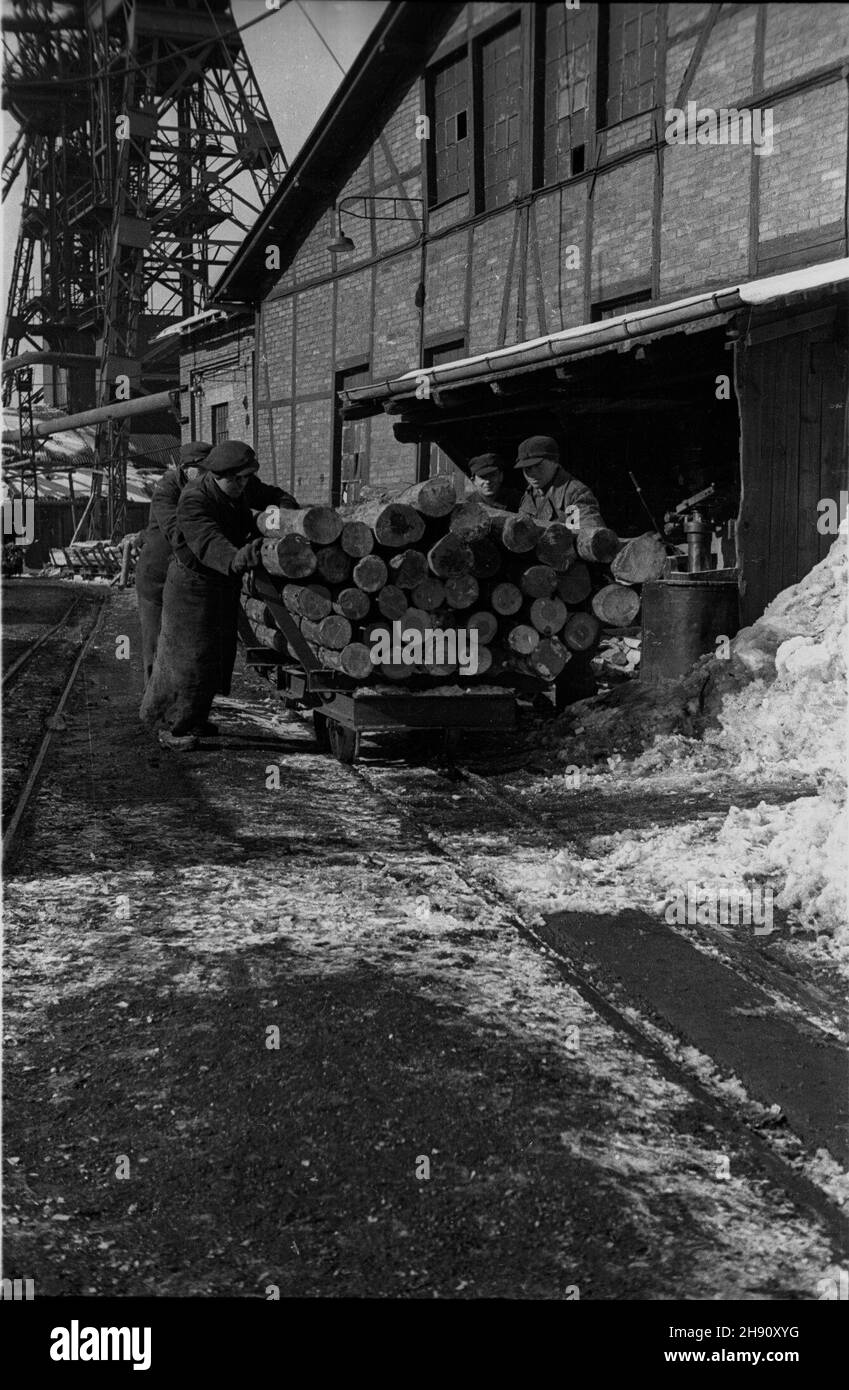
[3,0,286,536]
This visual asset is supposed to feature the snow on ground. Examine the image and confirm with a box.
[523,531,849,969]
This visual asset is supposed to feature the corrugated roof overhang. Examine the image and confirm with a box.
[340,258,849,420]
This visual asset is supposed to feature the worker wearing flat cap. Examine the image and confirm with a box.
[135,440,214,687]
[515,435,608,711]
[467,453,522,511]
[140,440,297,749]
[514,435,607,531]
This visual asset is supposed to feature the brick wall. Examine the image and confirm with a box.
[243,0,848,500]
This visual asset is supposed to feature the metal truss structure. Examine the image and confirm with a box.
[2,0,286,536]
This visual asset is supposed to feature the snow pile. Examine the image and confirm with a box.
[543,530,848,954]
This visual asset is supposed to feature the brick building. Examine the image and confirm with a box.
[182,1,849,623]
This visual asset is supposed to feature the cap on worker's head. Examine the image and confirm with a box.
[468,453,506,478]
[205,440,259,476]
[515,435,559,469]
[180,440,212,467]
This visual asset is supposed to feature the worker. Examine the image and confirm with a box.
[135,440,213,686]
[467,453,522,510]
[514,435,608,712]
[140,440,297,750]
[515,434,607,531]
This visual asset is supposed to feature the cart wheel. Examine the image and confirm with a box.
[313,710,331,750]
[443,727,463,758]
[328,719,359,765]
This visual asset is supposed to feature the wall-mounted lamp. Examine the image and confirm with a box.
[326,194,425,255]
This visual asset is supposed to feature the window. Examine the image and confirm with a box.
[211,402,229,444]
[479,20,522,210]
[418,340,466,483]
[540,1,592,185]
[333,363,369,506]
[591,289,652,321]
[430,52,470,205]
[598,3,658,128]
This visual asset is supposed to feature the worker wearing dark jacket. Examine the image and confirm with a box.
[515,435,606,530]
[140,440,297,749]
[515,435,608,711]
[468,453,522,510]
[135,440,212,685]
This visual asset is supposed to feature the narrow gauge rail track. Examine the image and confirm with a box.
[2,597,83,690]
[285,713,849,1255]
[2,599,106,860]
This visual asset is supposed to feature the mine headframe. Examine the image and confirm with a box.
[2,0,286,538]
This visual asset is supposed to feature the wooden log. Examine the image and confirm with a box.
[466,610,498,644]
[339,642,374,680]
[520,564,557,598]
[389,548,429,589]
[259,504,342,545]
[526,635,570,681]
[380,663,414,681]
[491,581,522,616]
[243,596,272,626]
[300,617,323,646]
[591,583,641,626]
[253,621,287,654]
[501,513,542,553]
[352,554,388,592]
[428,533,473,578]
[506,623,540,655]
[444,573,479,609]
[425,663,458,677]
[562,611,602,652]
[317,614,353,650]
[332,587,371,621]
[261,535,317,579]
[376,584,408,620]
[339,520,374,558]
[399,608,429,635]
[411,577,445,611]
[556,562,591,605]
[610,532,667,584]
[449,498,493,542]
[318,646,342,671]
[529,596,568,636]
[576,526,621,564]
[344,498,425,548]
[535,522,576,571]
[315,545,351,585]
[394,476,457,517]
[470,644,493,676]
[282,582,332,621]
[468,536,501,579]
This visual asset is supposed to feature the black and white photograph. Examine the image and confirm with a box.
[1,0,848,1364]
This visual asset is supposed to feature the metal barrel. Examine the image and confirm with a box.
[640,576,740,684]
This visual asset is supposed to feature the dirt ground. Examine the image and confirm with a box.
[3,587,846,1298]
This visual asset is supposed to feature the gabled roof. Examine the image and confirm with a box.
[212,2,461,306]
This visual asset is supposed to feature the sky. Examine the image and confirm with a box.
[1,0,387,333]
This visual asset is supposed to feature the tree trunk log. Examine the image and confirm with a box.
[317,614,353,650]
[529,596,568,635]
[315,545,351,584]
[466,610,498,644]
[376,584,408,620]
[576,526,621,564]
[344,499,425,548]
[339,520,374,558]
[526,636,570,681]
[491,581,522,615]
[555,562,591,605]
[318,646,342,670]
[252,622,287,654]
[506,623,540,655]
[339,642,375,680]
[428,533,474,578]
[332,587,371,621]
[260,535,317,579]
[520,564,557,598]
[562,611,601,651]
[259,505,342,545]
[591,583,641,626]
[500,513,542,553]
[282,582,332,621]
[535,522,576,571]
[410,577,446,611]
[444,573,479,609]
[388,548,429,589]
[352,554,388,593]
[610,532,667,584]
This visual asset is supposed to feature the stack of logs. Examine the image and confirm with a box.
[241,478,653,687]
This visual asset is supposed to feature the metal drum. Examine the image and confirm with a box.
[640,575,740,684]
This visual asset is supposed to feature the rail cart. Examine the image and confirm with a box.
[239,572,520,765]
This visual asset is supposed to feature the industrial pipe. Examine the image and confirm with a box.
[2,351,98,375]
[2,390,180,444]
